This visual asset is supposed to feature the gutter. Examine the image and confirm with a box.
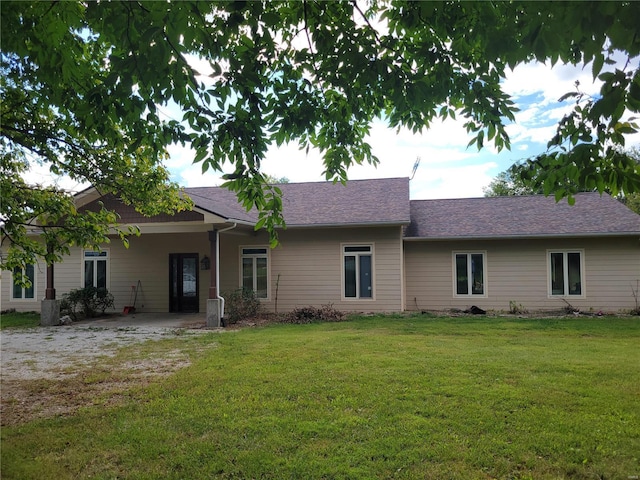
[279,221,411,229]
[215,223,237,322]
[402,231,640,241]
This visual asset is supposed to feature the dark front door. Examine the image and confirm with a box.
[169,253,199,313]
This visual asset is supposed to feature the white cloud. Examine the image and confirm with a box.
[502,61,600,107]
[506,122,556,146]
[20,161,87,193]
[255,118,478,188]
[410,162,499,199]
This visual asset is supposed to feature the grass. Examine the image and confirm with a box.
[0,311,40,329]
[2,315,639,479]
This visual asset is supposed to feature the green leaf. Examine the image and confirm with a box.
[591,53,604,80]
[558,92,579,102]
[255,216,267,230]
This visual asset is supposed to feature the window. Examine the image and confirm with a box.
[12,264,36,300]
[343,245,373,299]
[241,247,268,299]
[549,251,583,296]
[454,252,486,296]
[84,250,108,289]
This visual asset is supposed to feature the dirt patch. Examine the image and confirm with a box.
[1,325,212,426]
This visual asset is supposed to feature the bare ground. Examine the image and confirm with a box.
[1,323,214,426]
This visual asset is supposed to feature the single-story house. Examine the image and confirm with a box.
[3,177,640,317]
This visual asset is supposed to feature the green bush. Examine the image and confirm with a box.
[61,286,114,320]
[223,288,262,325]
[282,304,345,324]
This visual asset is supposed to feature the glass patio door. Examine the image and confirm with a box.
[169,253,199,313]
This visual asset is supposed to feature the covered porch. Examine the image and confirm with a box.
[39,189,263,325]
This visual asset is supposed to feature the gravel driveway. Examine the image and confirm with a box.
[1,314,214,425]
[1,313,211,381]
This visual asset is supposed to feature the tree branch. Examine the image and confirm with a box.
[349,0,382,45]
[302,0,318,73]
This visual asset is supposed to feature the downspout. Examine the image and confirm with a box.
[216,223,237,322]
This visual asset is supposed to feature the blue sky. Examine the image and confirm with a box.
[26,60,639,199]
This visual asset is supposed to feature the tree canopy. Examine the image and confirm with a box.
[2,1,640,273]
[485,147,640,215]
[483,168,541,197]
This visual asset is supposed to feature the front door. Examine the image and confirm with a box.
[169,253,199,313]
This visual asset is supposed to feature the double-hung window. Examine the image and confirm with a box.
[549,250,584,296]
[12,264,36,300]
[343,245,373,299]
[241,247,268,299]
[454,252,486,296]
[84,250,108,289]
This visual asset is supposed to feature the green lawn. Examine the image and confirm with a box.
[0,311,39,329]
[2,315,639,479]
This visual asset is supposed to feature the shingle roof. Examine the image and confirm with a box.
[185,187,257,223]
[186,177,411,227]
[405,193,640,239]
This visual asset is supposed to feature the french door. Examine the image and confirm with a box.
[169,253,199,313]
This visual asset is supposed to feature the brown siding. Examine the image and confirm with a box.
[404,237,640,313]
[80,194,203,224]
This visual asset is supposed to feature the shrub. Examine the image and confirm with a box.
[509,300,527,314]
[282,304,345,324]
[223,288,262,324]
[61,286,114,320]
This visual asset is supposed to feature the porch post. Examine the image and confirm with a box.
[45,262,55,300]
[41,242,60,326]
[206,229,221,327]
[208,230,218,299]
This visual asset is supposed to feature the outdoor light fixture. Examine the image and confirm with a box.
[200,255,210,270]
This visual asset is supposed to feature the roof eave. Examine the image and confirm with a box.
[281,220,411,229]
[191,205,257,227]
[403,231,640,241]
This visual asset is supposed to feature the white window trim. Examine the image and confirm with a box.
[10,264,38,302]
[547,249,586,298]
[341,243,376,301]
[81,249,110,289]
[239,246,270,300]
[452,251,488,298]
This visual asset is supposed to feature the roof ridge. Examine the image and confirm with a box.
[185,177,409,189]
[410,191,609,202]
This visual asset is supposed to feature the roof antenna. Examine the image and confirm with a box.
[410,156,421,180]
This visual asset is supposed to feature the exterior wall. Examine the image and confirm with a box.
[7,229,635,316]
[104,232,211,313]
[219,226,405,313]
[404,236,640,313]
[1,260,46,312]
[2,226,405,314]
[1,232,211,313]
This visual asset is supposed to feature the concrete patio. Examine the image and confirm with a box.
[72,312,207,329]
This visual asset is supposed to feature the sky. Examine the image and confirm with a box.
[25,60,640,201]
[165,59,639,200]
